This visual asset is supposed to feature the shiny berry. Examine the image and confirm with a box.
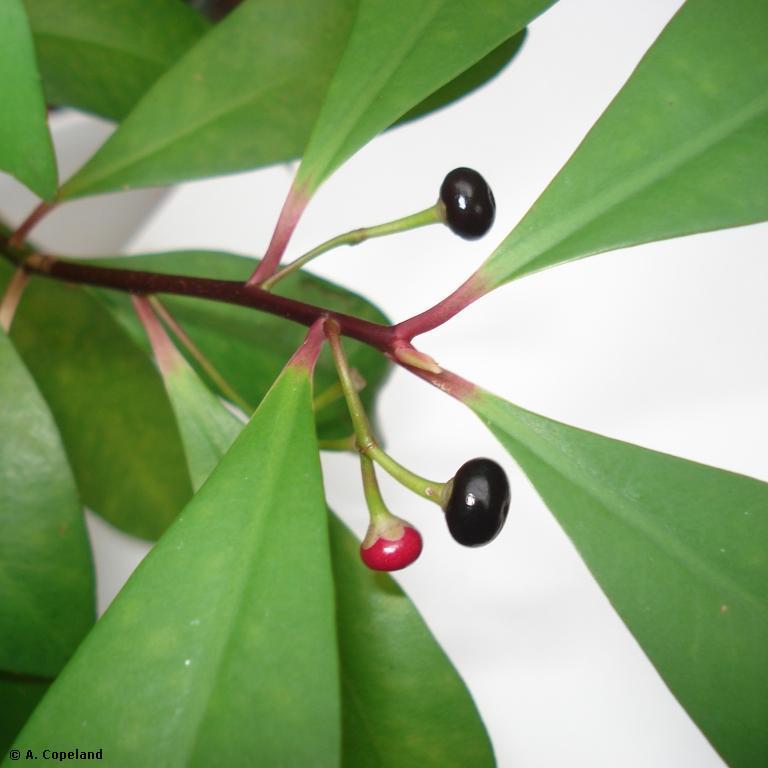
[443,458,509,546]
[360,517,423,571]
[439,167,496,240]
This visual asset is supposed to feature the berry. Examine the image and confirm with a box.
[360,517,423,571]
[439,167,496,240]
[443,458,510,546]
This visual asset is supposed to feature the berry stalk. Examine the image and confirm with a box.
[360,453,389,522]
[359,453,423,572]
[325,319,446,503]
[261,203,442,291]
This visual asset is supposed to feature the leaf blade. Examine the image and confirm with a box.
[134,321,494,768]
[396,30,526,126]
[0,672,50,755]
[58,2,546,199]
[0,0,57,199]
[329,514,495,767]
[479,0,768,289]
[58,0,357,198]
[469,387,768,766]
[295,0,553,193]
[23,0,209,121]
[1,264,193,540]
[0,330,93,677]
[13,360,342,766]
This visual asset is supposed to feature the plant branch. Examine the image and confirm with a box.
[261,203,442,291]
[326,319,446,503]
[0,234,478,387]
[8,201,55,248]
[393,270,490,341]
[0,244,396,353]
[395,360,478,404]
[247,183,308,286]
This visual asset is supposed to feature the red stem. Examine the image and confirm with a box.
[247,184,308,286]
[288,317,327,373]
[131,295,180,374]
[393,270,489,341]
[8,202,55,248]
[20,252,396,353]
[402,363,478,403]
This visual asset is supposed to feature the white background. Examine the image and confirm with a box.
[5,0,768,765]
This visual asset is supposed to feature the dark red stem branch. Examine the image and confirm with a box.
[19,252,396,352]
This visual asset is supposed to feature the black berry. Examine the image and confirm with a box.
[443,458,509,546]
[439,167,496,240]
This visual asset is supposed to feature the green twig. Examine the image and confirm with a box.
[325,319,446,503]
[262,203,442,290]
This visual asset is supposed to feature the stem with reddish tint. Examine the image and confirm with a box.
[131,295,182,374]
[288,316,327,373]
[0,237,481,395]
[247,184,309,286]
[0,268,29,332]
[5,249,395,353]
[393,270,491,342]
[395,361,478,405]
[8,202,55,248]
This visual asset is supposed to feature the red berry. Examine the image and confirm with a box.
[360,519,423,571]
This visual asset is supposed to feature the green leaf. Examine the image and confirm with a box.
[469,387,768,766]
[129,316,493,767]
[294,0,553,194]
[329,514,495,767]
[59,2,541,200]
[0,672,50,756]
[0,330,93,677]
[14,359,342,766]
[0,0,57,199]
[58,0,358,199]
[91,250,391,440]
[23,0,209,121]
[479,0,768,290]
[0,263,192,540]
[396,30,526,126]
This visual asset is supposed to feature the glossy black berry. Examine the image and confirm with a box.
[443,458,510,547]
[439,167,496,240]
